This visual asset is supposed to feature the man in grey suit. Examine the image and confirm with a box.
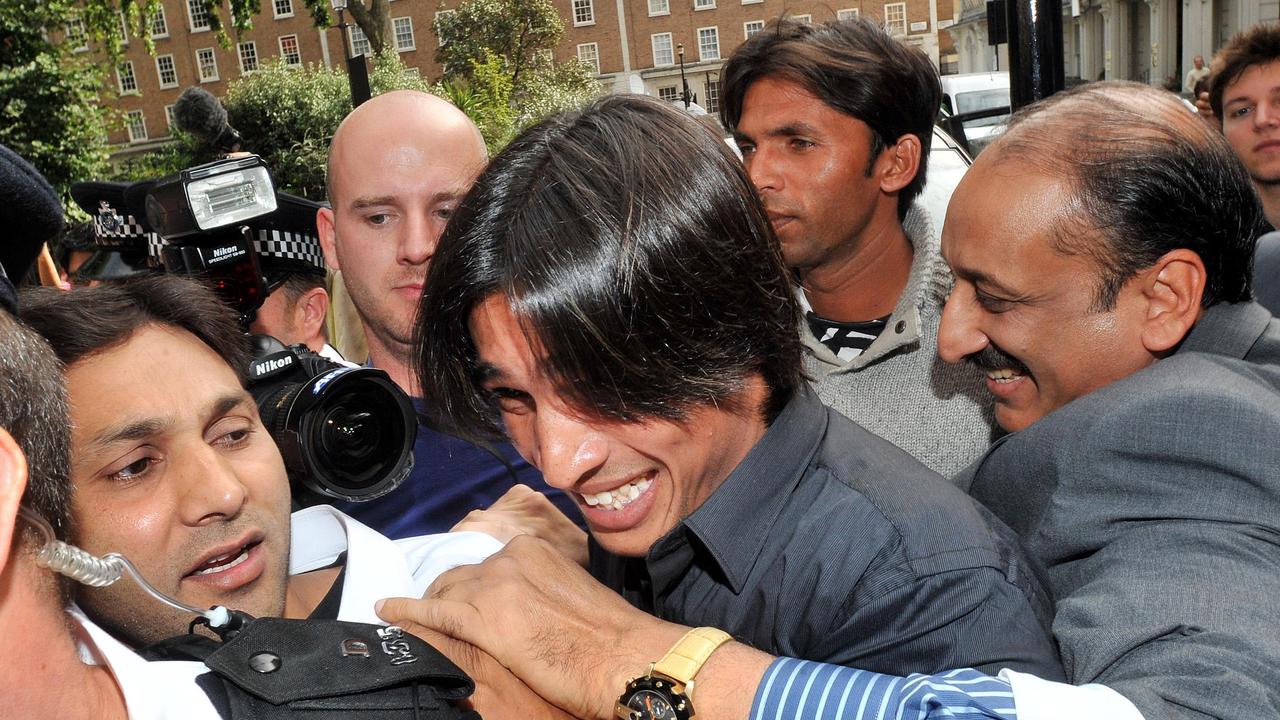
[939,81,1280,718]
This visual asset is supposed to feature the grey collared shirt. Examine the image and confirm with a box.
[590,387,1064,679]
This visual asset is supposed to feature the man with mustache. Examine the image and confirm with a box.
[722,17,995,477]
[382,83,1280,720]
[317,90,578,537]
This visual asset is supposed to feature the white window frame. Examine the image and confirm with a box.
[155,54,179,89]
[119,11,130,45]
[65,17,89,51]
[884,2,907,36]
[648,0,670,16]
[392,16,416,52]
[697,26,719,61]
[837,8,860,20]
[572,0,595,27]
[164,104,176,131]
[791,13,812,23]
[744,19,765,38]
[196,47,219,82]
[705,78,722,113]
[117,61,139,94]
[150,5,169,38]
[279,34,302,66]
[694,0,716,9]
[126,110,148,143]
[238,41,259,73]
[741,0,763,5]
[651,32,674,67]
[187,0,212,32]
[577,42,600,75]
[349,24,371,56]
[658,85,678,102]
[273,0,295,19]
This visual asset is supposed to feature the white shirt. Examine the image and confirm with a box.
[72,506,502,719]
[1001,669,1146,720]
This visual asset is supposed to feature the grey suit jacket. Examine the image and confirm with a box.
[961,301,1280,720]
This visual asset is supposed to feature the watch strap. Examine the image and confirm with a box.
[652,627,733,685]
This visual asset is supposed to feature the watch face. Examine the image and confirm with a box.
[625,689,675,719]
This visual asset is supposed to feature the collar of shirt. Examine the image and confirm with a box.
[68,605,219,720]
[644,386,829,596]
[1181,300,1273,360]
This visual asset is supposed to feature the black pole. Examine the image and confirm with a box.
[677,43,691,108]
[1004,0,1065,110]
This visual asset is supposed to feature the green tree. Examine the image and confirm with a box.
[0,0,111,197]
[434,0,600,151]
[80,0,331,57]
[221,52,433,199]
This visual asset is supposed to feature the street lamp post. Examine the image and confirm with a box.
[677,43,692,109]
[330,0,370,108]
[332,0,352,61]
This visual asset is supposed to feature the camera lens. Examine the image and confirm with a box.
[257,366,415,502]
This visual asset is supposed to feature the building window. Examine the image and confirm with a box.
[65,17,88,50]
[694,0,715,9]
[697,26,719,61]
[744,19,764,38]
[651,33,674,67]
[126,110,148,143]
[238,41,259,72]
[196,47,218,82]
[118,11,130,45]
[705,78,721,113]
[837,8,860,20]
[791,13,811,23]
[884,2,907,35]
[165,105,176,130]
[393,17,415,51]
[150,5,169,37]
[279,35,302,66]
[274,0,294,18]
[658,86,678,102]
[155,54,179,88]
[187,0,211,31]
[572,0,595,26]
[577,42,600,74]
[117,61,138,94]
[350,24,371,56]
[649,0,669,15]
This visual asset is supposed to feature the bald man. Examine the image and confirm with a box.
[318,91,580,538]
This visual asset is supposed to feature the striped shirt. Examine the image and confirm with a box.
[751,658,1016,720]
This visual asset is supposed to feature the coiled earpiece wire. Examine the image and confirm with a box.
[18,504,237,631]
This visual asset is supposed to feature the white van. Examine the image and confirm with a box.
[939,72,1011,156]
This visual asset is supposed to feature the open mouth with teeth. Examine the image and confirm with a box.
[186,539,261,578]
[580,474,654,512]
[986,368,1025,384]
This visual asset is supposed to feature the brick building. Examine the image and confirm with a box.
[79,0,953,156]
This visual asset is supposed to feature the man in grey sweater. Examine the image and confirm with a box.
[721,18,996,478]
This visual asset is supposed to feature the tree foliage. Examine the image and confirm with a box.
[342,0,394,56]
[220,53,433,199]
[0,0,111,197]
[433,0,600,152]
[82,0,331,57]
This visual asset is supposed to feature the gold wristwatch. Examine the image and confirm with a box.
[614,627,733,720]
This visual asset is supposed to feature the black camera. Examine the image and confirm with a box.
[120,156,417,504]
[249,337,415,504]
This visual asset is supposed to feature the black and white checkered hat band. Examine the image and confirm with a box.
[92,212,155,249]
[253,229,325,273]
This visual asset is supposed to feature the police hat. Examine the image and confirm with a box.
[0,144,64,313]
[247,191,327,285]
[69,180,159,282]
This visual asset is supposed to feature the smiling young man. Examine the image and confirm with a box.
[18,275,503,649]
[1210,25,1280,230]
[720,18,995,478]
[409,94,1061,698]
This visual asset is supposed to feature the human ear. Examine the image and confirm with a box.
[317,208,341,271]
[297,286,330,342]
[0,428,30,571]
[1139,248,1206,354]
[878,134,923,194]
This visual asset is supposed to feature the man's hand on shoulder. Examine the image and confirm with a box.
[378,535,686,718]
[451,484,589,567]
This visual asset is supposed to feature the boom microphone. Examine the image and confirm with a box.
[172,87,242,155]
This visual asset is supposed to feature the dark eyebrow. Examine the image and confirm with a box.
[208,393,253,426]
[349,195,397,210]
[767,122,820,138]
[955,267,1023,298]
[87,417,169,453]
[473,362,503,384]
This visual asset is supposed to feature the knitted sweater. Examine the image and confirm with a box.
[801,205,998,480]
